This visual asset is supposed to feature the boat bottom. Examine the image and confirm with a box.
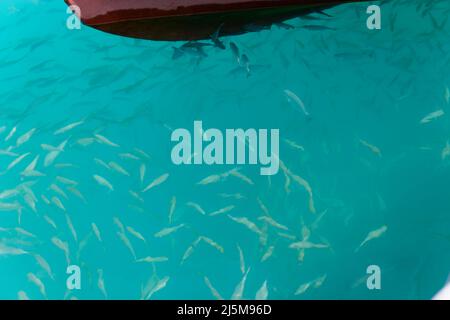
[90,5,332,41]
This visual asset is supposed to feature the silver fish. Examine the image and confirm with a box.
[284,89,311,118]
[93,175,114,192]
[54,120,84,135]
[142,173,169,193]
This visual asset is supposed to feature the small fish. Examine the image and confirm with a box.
[284,89,311,118]
[142,173,169,193]
[129,190,144,203]
[284,139,305,151]
[109,161,130,176]
[76,138,95,147]
[27,273,46,298]
[7,153,30,171]
[258,216,289,231]
[21,170,44,178]
[117,232,136,259]
[56,176,78,186]
[168,196,176,224]
[139,164,146,184]
[237,245,245,275]
[23,194,37,213]
[21,155,41,174]
[144,276,170,300]
[95,134,120,148]
[51,196,66,211]
[359,139,382,157]
[295,282,311,295]
[303,225,311,242]
[0,148,18,157]
[41,144,62,152]
[209,205,234,217]
[41,194,51,205]
[255,281,268,300]
[126,226,146,243]
[313,274,327,288]
[210,23,226,50]
[204,276,224,300]
[42,141,66,167]
[10,198,26,216]
[289,240,329,250]
[0,243,28,256]
[136,256,168,263]
[65,214,78,242]
[182,41,212,50]
[94,158,110,170]
[420,109,444,124]
[5,126,17,142]
[241,54,251,77]
[34,254,54,280]
[218,193,245,200]
[77,235,91,262]
[197,174,222,185]
[93,175,114,192]
[134,148,151,160]
[278,232,296,241]
[51,237,70,264]
[229,171,254,185]
[50,183,68,199]
[113,217,125,233]
[172,45,207,60]
[97,269,107,299]
[261,246,274,262]
[231,268,250,300]
[230,42,240,64]
[200,236,224,254]
[181,244,196,265]
[44,215,57,230]
[15,227,36,238]
[55,163,76,169]
[228,215,262,236]
[54,120,84,135]
[154,224,185,238]
[67,186,87,203]
[442,141,450,160]
[17,291,29,300]
[91,223,102,242]
[256,198,269,216]
[16,128,36,147]
[0,189,19,200]
[356,225,388,252]
[259,229,268,248]
[44,151,61,167]
[119,153,140,161]
[290,171,316,214]
[186,202,206,215]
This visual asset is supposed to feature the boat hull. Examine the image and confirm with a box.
[65,0,365,41]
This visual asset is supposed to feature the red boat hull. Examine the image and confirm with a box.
[65,0,365,41]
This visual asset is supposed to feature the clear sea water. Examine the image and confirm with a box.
[1,0,450,300]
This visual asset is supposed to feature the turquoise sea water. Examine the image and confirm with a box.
[1,0,450,300]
